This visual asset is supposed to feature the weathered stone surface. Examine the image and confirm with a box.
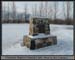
[23,17,57,50]
[29,17,50,36]
[23,35,31,48]
[23,35,57,50]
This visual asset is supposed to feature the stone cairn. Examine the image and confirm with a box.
[23,17,57,50]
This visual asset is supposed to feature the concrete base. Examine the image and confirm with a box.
[23,34,57,50]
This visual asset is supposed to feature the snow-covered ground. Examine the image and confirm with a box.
[2,24,73,55]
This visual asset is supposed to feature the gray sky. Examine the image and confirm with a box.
[2,1,73,19]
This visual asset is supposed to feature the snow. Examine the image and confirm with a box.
[2,24,73,55]
[2,23,29,50]
[28,34,56,39]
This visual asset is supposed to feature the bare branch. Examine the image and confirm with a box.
[45,1,48,17]
[63,2,66,19]
[12,1,16,21]
[54,2,58,19]
[39,2,43,17]
[66,1,71,19]
[24,3,27,21]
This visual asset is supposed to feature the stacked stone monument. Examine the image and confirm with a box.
[23,17,57,50]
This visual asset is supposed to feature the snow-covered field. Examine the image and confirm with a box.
[2,24,73,55]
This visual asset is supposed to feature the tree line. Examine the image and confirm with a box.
[2,1,73,25]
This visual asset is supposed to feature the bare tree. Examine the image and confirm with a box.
[45,1,48,17]
[7,2,9,22]
[24,3,27,22]
[54,2,58,20]
[32,4,34,17]
[12,1,16,22]
[66,1,70,19]
[70,2,73,20]
[48,2,53,19]
[34,3,37,17]
[62,2,66,20]
[39,2,43,17]
[32,3,37,17]
[2,3,5,22]
[65,1,72,25]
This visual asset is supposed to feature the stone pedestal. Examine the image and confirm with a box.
[23,17,57,50]
[23,34,57,50]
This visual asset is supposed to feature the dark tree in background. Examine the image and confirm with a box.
[24,3,27,22]
[7,2,9,23]
[63,2,66,20]
[39,2,43,17]
[66,2,70,19]
[32,4,35,17]
[2,3,5,23]
[65,2,72,25]
[48,2,53,19]
[34,3,37,17]
[48,2,53,23]
[45,2,48,18]
[54,2,58,20]
[54,2,58,24]
[12,1,16,23]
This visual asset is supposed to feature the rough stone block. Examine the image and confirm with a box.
[23,34,57,50]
